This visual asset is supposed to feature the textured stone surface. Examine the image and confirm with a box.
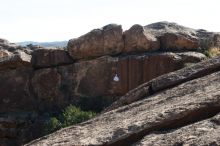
[147,22,199,50]
[31,48,73,68]
[0,68,36,112]
[105,56,219,112]
[124,22,220,53]
[26,71,220,146]
[0,39,31,70]
[133,113,220,146]
[1,22,220,145]
[0,112,46,146]
[31,68,64,111]
[67,24,124,60]
[0,50,31,70]
[123,24,160,53]
[58,52,204,99]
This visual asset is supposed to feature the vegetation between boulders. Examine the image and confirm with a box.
[203,47,220,58]
[43,105,96,135]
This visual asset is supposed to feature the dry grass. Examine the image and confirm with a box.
[204,47,220,58]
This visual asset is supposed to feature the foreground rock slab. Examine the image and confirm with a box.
[133,113,220,146]
[26,71,220,146]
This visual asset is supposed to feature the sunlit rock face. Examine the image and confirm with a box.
[67,24,124,60]
[1,21,220,145]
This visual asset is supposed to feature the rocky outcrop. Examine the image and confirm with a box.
[0,39,31,70]
[146,22,199,50]
[57,52,205,99]
[67,22,220,61]
[1,22,220,145]
[31,48,73,68]
[105,56,220,111]
[123,24,160,53]
[67,24,124,60]
[26,63,220,146]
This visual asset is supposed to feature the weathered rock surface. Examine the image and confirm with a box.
[0,40,31,70]
[31,48,73,68]
[58,52,205,99]
[1,22,220,146]
[123,24,160,53]
[68,24,124,60]
[0,112,46,146]
[68,22,220,60]
[105,56,219,111]
[146,22,199,50]
[0,68,36,112]
[0,50,31,70]
[31,68,65,111]
[133,113,220,146]
[26,70,220,146]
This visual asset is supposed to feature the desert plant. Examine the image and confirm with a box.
[43,105,96,135]
[204,47,220,58]
[60,105,96,127]
[43,117,61,134]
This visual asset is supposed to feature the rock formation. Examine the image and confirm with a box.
[26,56,220,146]
[0,22,220,145]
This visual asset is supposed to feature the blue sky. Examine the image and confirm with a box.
[0,0,219,42]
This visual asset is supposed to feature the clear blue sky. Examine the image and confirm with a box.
[0,0,219,42]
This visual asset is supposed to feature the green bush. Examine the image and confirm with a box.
[43,105,96,135]
[60,105,96,127]
[43,117,61,134]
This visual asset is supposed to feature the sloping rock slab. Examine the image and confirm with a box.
[105,56,219,112]
[133,113,220,146]
[26,71,220,146]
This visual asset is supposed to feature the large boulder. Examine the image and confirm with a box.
[146,22,199,50]
[124,22,199,53]
[31,48,73,68]
[67,22,220,61]
[123,24,160,53]
[67,24,124,60]
[197,29,220,49]
[0,50,31,70]
[124,22,220,53]
[0,39,31,70]
[26,66,220,146]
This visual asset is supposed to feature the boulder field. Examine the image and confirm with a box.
[0,22,220,145]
